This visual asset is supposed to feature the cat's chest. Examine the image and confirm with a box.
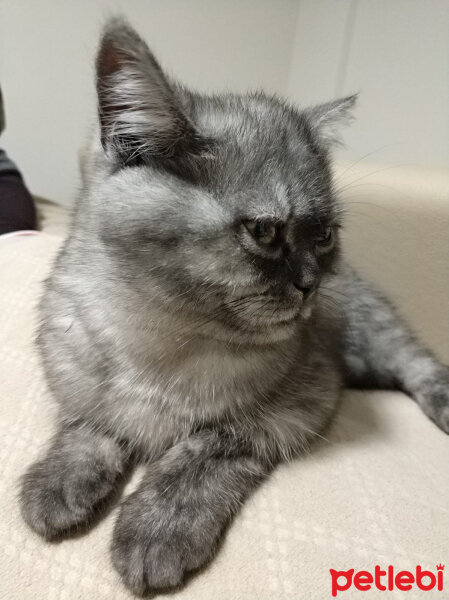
[119,345,269,411]
[103,344,283,452]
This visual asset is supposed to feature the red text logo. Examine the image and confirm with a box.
[330,564,444,597]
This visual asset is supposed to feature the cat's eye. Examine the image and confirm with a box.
[244,220,278,245]
[315,226,334,251]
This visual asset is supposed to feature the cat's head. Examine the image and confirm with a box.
[88,18,355,344]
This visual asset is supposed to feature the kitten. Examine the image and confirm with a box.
[20,18,449,595]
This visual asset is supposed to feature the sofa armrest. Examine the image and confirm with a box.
[335,163,449,362]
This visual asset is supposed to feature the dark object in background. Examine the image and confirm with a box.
[0,86,37,234]
[0,87,4,134]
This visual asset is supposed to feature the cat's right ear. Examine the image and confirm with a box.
[302,95,357,150]
[96,18,206,166]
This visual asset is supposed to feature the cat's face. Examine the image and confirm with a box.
[89,20,355,343]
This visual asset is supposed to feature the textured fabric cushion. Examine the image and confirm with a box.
[1,165,448,600]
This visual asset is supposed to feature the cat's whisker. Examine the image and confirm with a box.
[332,144,408,186]
[334,164,409,197]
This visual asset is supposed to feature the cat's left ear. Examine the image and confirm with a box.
[302,94,357,149]
[96,18,208,166]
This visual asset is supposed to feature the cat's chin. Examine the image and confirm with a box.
[205,310,307,345]
[213,325,298,346]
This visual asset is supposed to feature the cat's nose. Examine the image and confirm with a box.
[293,283,316,301]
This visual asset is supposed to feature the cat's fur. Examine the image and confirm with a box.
[20,19,449,595]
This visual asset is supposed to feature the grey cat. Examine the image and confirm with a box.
[20,19,449,596]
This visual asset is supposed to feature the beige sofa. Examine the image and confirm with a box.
[1,164,448,600]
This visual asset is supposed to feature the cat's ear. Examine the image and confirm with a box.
[302,94,357,149]
[96,18,206,165]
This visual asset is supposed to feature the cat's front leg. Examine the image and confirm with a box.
[334,265,449,433]
[20,425,127,539]
[111,430,267,594]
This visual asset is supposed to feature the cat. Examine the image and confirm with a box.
[20,18,449,595]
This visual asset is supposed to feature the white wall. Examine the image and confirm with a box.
[0,0,300,204]
[1,0,447,205]
[287,0,449,169]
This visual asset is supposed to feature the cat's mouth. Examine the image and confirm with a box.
[189,289,317,344]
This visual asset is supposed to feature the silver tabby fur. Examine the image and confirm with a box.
[20,19,449,596]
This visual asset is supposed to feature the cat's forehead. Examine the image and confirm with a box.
[190,94,333,220]
[193,92,300,147]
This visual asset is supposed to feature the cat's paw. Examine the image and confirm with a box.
[112,491,218,595]
[112,527,185,595]
[417,373,449,434]
[20,454,123,539]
